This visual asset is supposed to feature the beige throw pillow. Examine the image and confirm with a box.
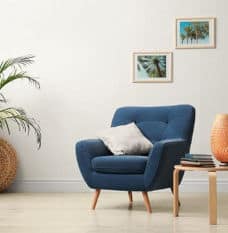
[98,123,152,155]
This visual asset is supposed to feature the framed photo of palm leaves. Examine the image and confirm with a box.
[133,52,173,83]
[176,17,216,49]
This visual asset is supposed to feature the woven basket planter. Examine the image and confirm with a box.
[0,138,17,191]
[211,114,228,163]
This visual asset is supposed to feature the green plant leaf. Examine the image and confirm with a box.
[0,55,35,75]
[0,107,41,149]
[0,71,40,90]
[0,55,41,148]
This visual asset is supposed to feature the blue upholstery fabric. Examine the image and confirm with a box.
[136,121,167,144]
[76,105,195,191]
[92,155,148,174]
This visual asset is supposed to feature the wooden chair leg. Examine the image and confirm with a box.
[128,191,133,209]
[128,191,133,203]
[91,189,101,210]
[142,191,152,213]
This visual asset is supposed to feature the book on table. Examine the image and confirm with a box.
[180,160,215,167]
[185,154,212,159]
[219,162,228,167]
[181,154,215,167]
[181,158,214,162]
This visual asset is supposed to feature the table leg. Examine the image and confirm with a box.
[208,171,217,225]
[173,168,179,217]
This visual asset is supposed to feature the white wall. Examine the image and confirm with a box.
[0,0,227,192]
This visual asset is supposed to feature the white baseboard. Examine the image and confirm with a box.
[8,179,90,192]
[7,178,228,193]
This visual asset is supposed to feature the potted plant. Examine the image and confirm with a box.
[0,55,41,191]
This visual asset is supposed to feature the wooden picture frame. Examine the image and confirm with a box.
[133,51,173,83]
[175,17,216,49]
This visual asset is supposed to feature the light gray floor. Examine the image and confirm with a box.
[0,192,228,233]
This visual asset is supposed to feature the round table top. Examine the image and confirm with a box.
[175,165,228,172]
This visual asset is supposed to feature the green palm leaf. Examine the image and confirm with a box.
[0,107,41,149]
[0,55,35,75]
[0,55,41,149]
[0,71,40,90]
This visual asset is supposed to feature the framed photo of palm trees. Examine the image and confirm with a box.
[133,52,172,83]
[176,17,216,49]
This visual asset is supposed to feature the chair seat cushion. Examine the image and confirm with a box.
[92,155,148,174]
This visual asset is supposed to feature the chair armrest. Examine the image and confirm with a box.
[144,138,188,189]
[75,139,111,185]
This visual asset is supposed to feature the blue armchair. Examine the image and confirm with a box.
[76,105,195,212]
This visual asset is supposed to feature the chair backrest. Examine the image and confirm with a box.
[111,105,195,146]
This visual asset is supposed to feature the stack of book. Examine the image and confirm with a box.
[181,154,215,167]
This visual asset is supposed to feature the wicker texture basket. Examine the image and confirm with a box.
[211,114,228,162]
[0,138,17,191]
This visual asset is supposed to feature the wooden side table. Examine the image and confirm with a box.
[173,165,228,225]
